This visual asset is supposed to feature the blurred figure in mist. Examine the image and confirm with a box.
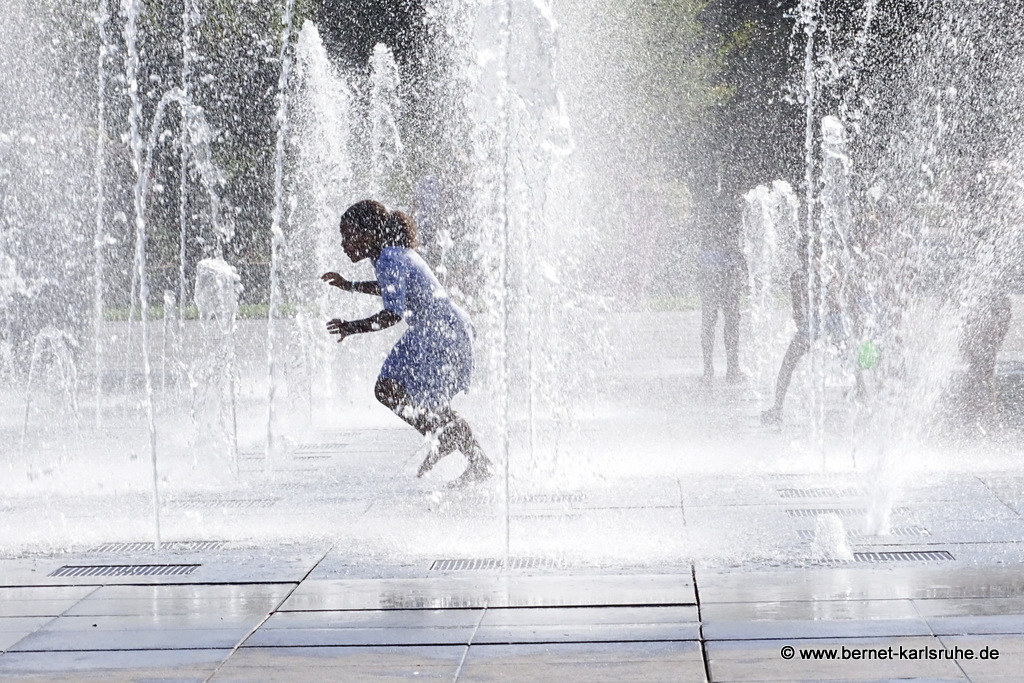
[696,218,747,384]
[952,161,1017,428]
[958,290,1012,427]
[761,234,846,424]
[414,175,441,253]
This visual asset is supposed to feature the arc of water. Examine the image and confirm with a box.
[19,329,82,465]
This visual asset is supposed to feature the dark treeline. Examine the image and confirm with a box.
[688,0,937,248]
[20,0,947,309]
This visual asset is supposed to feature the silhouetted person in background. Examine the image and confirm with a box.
[697,236,747,384]
[958,290,1012,426]
[761,236,846,424]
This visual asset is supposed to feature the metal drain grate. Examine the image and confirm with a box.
[510,492,585,505]
[295,443,348,452]
[164,499,278,510]
[89,541,227,553]
[786,507,910,518]
[797,526,930,541]
[787,508,866,518]
[854,550,954,563]
[277,482,315,491]
[51,564,200,577]
[779,488,862,498]
[430,557,566,571]
[767,473,847,481]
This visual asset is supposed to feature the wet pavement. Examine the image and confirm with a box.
[3,454,1024,681]
[4,310,1024,680]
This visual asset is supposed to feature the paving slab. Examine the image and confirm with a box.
[209,645,465,682]
[0,586,98,617]
[0,550,326,587]
[281,574,697,611]
[0,617,56,653]
[9,612,262,652]
[706,636,969,682]
[937,635,1024,683]
[473,605,701,644]
[246,608,483,647]
[62,583,294,617]
[0,648,231,681]
[694,566,1024,603]
[457,641,706,683]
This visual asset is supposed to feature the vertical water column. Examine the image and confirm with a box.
[743,181,799,398]
[818,116,856,454]
[290,22,354,407]
[266,0,298,466]
[92,0,112,428]
[368,44,405,202]
[443,0,514,554]
[795,0,827,457]
[503,0,573,474]
[818,117,853,324]
[122,0,161,546]
[178,0,198,330]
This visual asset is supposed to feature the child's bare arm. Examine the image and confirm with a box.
[326,310,401,342]
[321,272,382,296]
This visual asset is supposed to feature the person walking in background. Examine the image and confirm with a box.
[697,234,747,385]
[321,199,493,488]
[958,289,1012,427]
[761,234,846,424]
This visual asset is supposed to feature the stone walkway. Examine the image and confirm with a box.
[3,310,1024,680]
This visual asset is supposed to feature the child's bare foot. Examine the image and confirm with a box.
[417,446,443,477]
[726,369,748,384]
[447,450,493,488]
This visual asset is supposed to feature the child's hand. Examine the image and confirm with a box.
[326,318,354,343]
[321,272,352,290]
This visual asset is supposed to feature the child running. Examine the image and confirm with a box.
[321,199,493,487]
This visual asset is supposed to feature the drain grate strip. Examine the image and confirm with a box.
[510,493,585,505]
[779,488,863,498]
[431,557,566,571]
[854,550,954,563]
[786,507,910,518]
[787,508,866,518]
[90,541,227,553]
[295,443,348,452]
[797,526,930,540]
[164,499,278,510]
[51,564,200,577]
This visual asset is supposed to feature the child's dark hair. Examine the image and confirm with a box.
[340,199,419,249]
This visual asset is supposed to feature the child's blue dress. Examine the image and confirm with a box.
[374,246,474,410]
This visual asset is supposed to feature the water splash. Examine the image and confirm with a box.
[368,43,406,201]
[122,0,161,547]
[743,180,800,397]
[266,0,298,468]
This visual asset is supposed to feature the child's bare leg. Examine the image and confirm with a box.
[374,378,490,479]
[723,301,742,381]
[701,303,718,380]
[374,378,433,433]
[762,335,809,424]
